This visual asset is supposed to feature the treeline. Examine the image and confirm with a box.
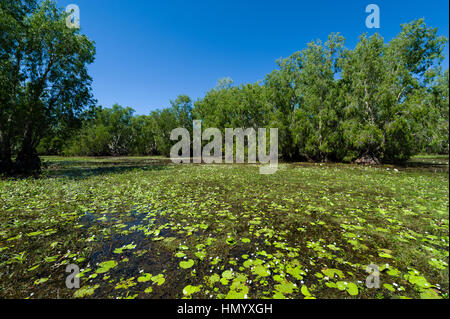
[48,95,193,157]
[1,1,449,175]
[48,19,449,164]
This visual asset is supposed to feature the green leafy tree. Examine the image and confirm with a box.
[0,0,95,173]
[1,0,39,173]
[339,33,386,163]
[193,81,272,158]
[291,34,345,162]
[424,68,449,154]
[340,19,447,163]
[65,105,135,156]
[264,54,302,160]
[131,114,159,155]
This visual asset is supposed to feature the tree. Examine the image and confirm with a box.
[291,34,345,162]
[428,68,449,154]
[149,95,193,157]
[64,105,135,156]
[152,108,179,157]
[264,53,302,160]
[215,77,234,91]
[430,68,449,154]
[0,0,95,174]
[339,19,447,163]
[381,19,447,162]
[339,33,386,163]
[1,0,39,173]
[102,105,135,156]
[170,95,193,132]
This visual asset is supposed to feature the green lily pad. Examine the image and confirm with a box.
[138,273,152,282]
[183,285,202,296]
[96,260,118,274]
[73,285,100,298]
[180,259,195,269]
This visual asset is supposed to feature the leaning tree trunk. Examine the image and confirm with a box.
[15,121,41,174]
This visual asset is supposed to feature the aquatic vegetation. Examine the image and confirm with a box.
[96,260,118,274]
[73,285,99,298]
[137,273,152,283]
[180,260,195,269]
[183,285,202,297]
[0,156,448,299]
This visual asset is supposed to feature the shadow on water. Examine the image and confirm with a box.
[288,155,449,173]
[77,208,185,298]
[79,209,172,264]
[38,155,449,179]
[43,158,173,179]
[403,156,449,173]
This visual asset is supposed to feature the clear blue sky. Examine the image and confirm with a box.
[56,0,449,115]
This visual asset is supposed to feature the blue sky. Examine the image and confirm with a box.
[56,0,449,115]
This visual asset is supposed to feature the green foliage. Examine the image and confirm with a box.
[191,20,447,163]
[339,20,448,163]
[63,96,193,157]
[0,0,96,174]
[64,104,135,156]
[180,259,195,269]
[96,260,118,274]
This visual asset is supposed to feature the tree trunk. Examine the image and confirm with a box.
[0,127,13,174]
[15,121,41,174]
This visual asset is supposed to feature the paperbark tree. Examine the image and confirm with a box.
[0,0,95,174]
